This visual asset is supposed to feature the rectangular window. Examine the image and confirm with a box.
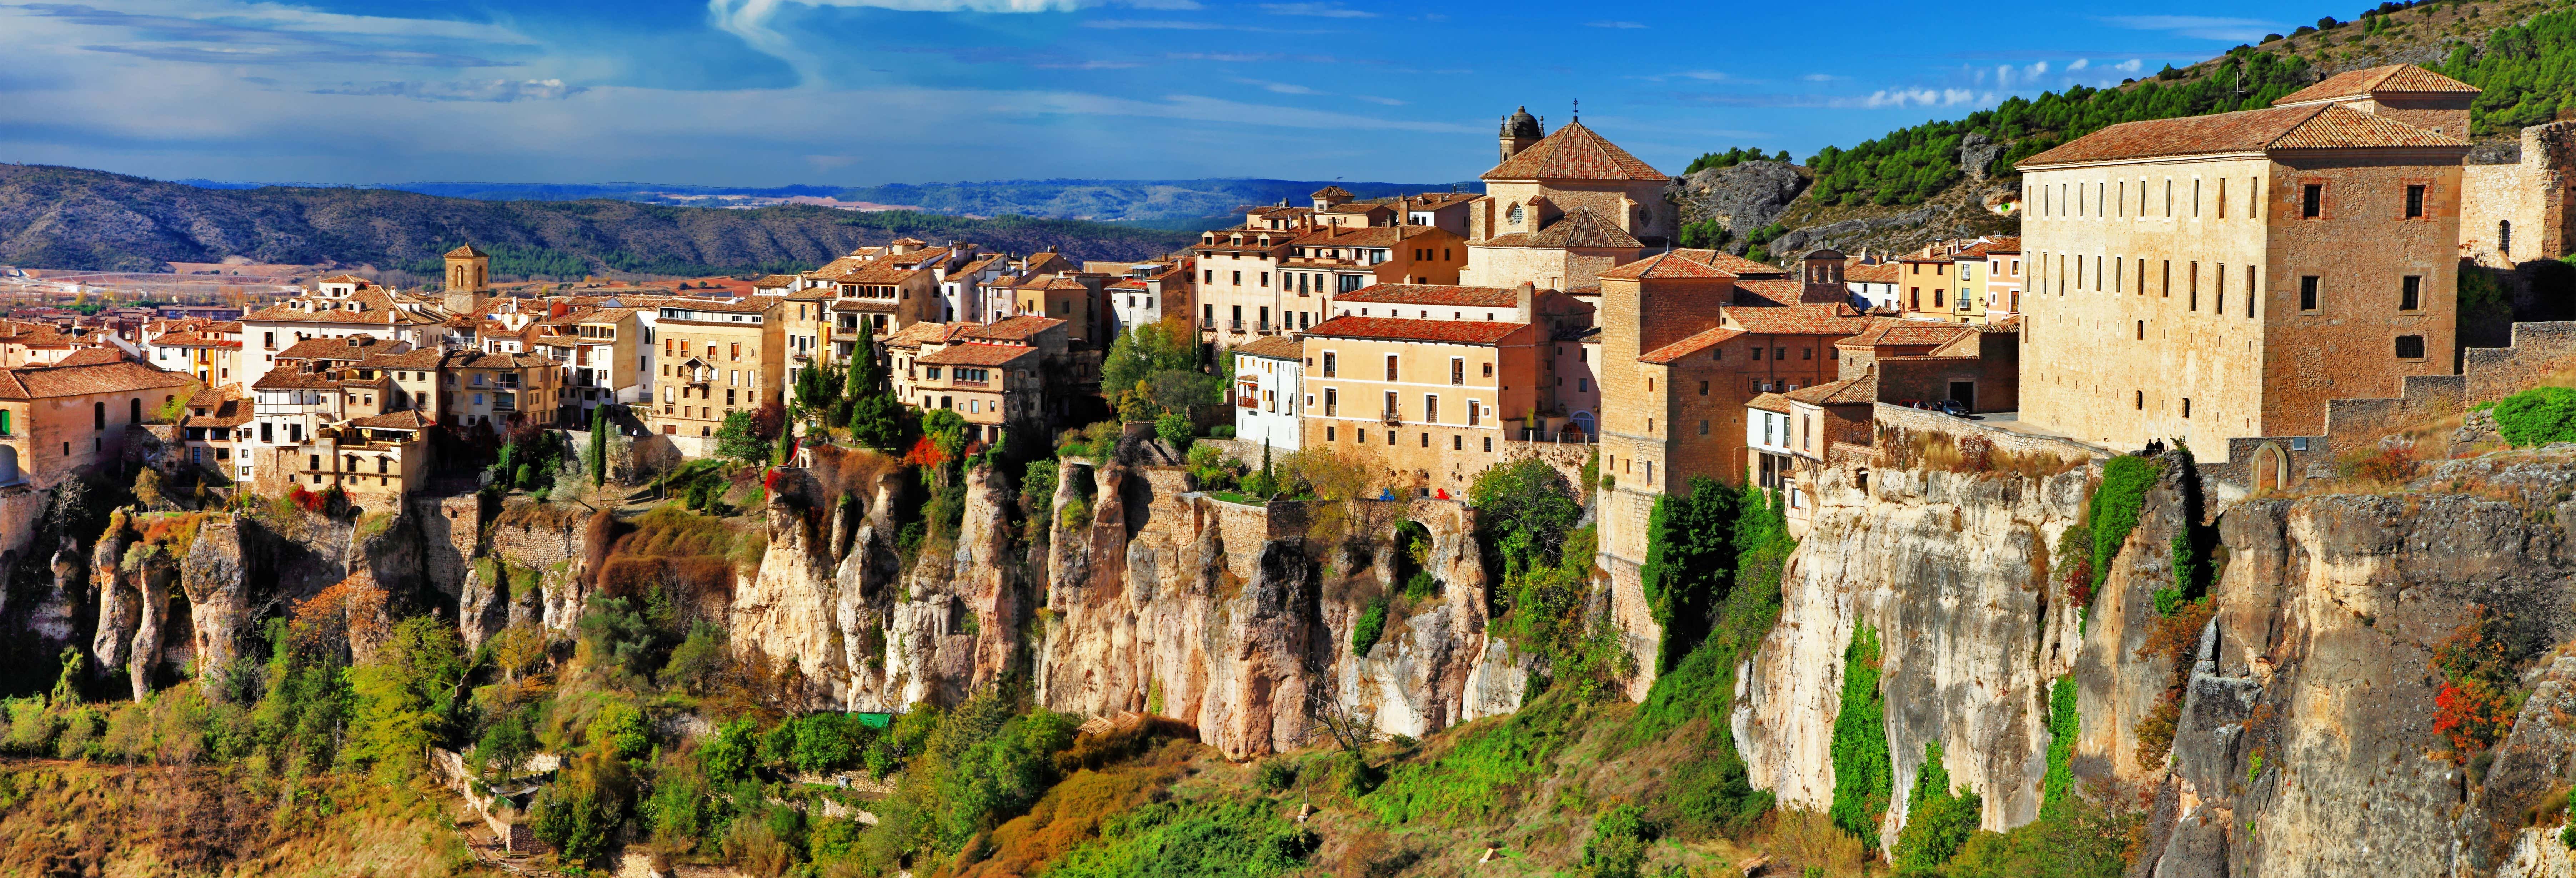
[2218,177,2228,218]
[2216,264,2226,314]
[2302,184,2322,218]
[2300,275,2321,311]
[1424,395,1439,423]
[2193,178,2201,217]
[2188,262,2199,310]
[1451,358,1465,385]
[1324,388,1337,416]
[2396,335,2426,359]
[2401,275,2422,311]
[1384,355,1399,381]
[2247,266,2258,317]
[1383,391,1397,419]
[2160,260,2169,297]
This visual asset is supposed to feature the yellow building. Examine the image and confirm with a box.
[651,298,783,437]
[2016,87,2469,456]
[1298,315,1542,494]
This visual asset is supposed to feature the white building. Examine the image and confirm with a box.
[1745,392,1795,496]
[1231,335,1303,451]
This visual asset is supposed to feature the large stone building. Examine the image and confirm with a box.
[1460,108,1670,291]
[2015,79,2471,454]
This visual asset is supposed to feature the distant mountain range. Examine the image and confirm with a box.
[0,164,1212,276]
[169,177,1480,227]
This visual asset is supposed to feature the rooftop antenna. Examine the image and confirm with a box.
[1572,99,1579,122]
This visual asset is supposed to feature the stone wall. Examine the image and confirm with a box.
[2206,321,2576,491]
[488,497,591,573]
[1871,403,2110,465]
[412,492,485,599]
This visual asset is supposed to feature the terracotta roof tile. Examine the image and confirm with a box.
[278,336,401,361]
[1305,316,1527,345]
[1723,303,1872,335]
[1639,326,1745,364]
[1838,317,1976,348]
[917,342,1039,367]
[1480,120,1667,182]
[1333,284,1520,307]
[1311,185,1353,199]
[254,370,341,390]
[1845,261,1899,284]
[2274,64,2479,106]
[1785,369,1877,406]
[1600,251,1732,281]
[2017,103,2466,168]
[961,316,1064,342]
[1747,391,1794,414]
[56,348,126,366]
[1234,336,1304,360]
[346,410,433,430]
[1482,207,1645,249]
[445,244,489,258]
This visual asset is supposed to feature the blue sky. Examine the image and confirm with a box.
[0,1,2338,187]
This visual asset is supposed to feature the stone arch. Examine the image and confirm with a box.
[1568,410,1595,439]
[2254,442,2291,491]
[0,445,20,485]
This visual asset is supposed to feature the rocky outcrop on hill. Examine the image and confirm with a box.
[1739,462,2092,849]
[1742,447,2576,876]
[1669,161,1807,239]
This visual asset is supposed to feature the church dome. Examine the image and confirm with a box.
[1502,106,1542,139]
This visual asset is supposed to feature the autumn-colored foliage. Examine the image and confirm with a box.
[2430,606,2528,758]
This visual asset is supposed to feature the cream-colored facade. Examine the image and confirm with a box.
[1298,316,1541,494]
[650,299,783,437]
[2017,105,2468,456]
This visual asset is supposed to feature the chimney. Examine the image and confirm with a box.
[1514,281,1535,317]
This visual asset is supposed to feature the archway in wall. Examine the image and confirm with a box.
[1568,411,1595,440]
[2255,443,2290,491]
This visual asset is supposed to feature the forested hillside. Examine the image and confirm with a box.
[0,165,1196,276]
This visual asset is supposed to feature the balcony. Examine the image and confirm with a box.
[1381,411,1401,426]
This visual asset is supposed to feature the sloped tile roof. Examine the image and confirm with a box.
[1234,336,1304,360]
[1480,120,1668,181]
[1724,303,1872,335]
[183,396,250,428]
[2017,103,2466,168]
[1311,185,1353,198]
[1845,261,1899,284]
[1483,207,1645,249]
[1638,326,1745,364]
[1747,391,1794,414]
[1305,316,1527,345]
[253,370,341,390]
[1600,251,1733,281]
[360,348,451,370]
[2275,64,2479,106]
[0,361,195,400]
[1333,284,1520,307]
[1838,317,1976,348]
[917,342,1039,367]
[962,315,1065,342]
[445,244,489,258]
[278,336,400,361]
[1785,368,1877,406]
[346,410,433,430]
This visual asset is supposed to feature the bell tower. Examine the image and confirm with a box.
[443,244,491,295]
[1499,106,1543,162]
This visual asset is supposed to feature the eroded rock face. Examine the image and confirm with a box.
[1669,161,1806,245]
[180,516,254,696]
[1740,462,2091,849]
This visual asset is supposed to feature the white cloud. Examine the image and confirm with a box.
[2113,59,2144,73]
[2068,58,2090,71]
[312,78,586,101]
[1232,77,1320,95]
[2099,15,2281,41]
[1995,61,2049,89]
[1856,87,1985,109]
[1801,73,1842,82]
[1081,18,1223,28]
[1258,2,1372,17]
[1354,95,1402,105]
[1587,20,1645,28]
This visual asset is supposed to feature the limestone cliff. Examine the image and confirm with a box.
[1739,462,2091,850]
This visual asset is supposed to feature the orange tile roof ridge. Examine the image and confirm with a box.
[1479,120,1668,182]
[2274,64,2479,106]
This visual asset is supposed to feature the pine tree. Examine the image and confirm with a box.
[589,404,609,486]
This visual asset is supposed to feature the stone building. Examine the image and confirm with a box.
[1298,315,1544,495]
[648,298,781,438]
[1462,108,1672,293]
[2015,83,2471,455]
[908,342,1042,447]
[0,360,197,490]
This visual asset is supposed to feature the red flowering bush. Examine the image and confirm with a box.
[2429,606,2529,759]
[2434,679,2516,754]
[289,484,328,512]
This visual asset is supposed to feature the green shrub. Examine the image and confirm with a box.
[1826,623,1892,846]
[1157,412,1194,451]
[1046,794,1317,878]
[2493,386,2576,447]
[2040,677,2079,811]
[1211,425,1236,438]
[1253,757,1299,792]
[1350,596,1389,657]
[1894,741,1980,870]
[1582,803,1655,878]
[2088,456,2162,589]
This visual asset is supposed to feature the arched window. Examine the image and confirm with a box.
[1507,203,1525,226]
[129,398,141,424]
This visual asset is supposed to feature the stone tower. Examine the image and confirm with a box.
[1500,106,1542,162]
[443,245,490,294]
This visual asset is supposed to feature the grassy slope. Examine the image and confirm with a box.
[0,759,482,878]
